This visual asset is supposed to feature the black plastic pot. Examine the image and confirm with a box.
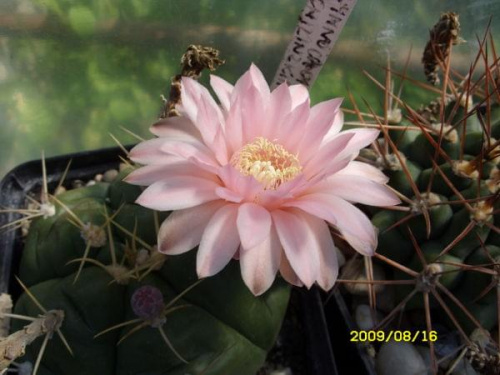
[324,290,377,375]
[0,147,339,375]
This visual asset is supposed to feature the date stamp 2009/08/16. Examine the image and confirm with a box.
[350,330,438,343]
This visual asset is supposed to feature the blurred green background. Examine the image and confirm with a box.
[0,0,499,177]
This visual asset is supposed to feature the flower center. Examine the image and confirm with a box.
[230,137,302,190]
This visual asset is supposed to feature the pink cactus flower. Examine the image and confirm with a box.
[126,64,400,296]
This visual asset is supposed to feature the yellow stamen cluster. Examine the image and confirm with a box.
[231,137,302,190]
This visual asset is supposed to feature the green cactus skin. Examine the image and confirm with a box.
[418,163,473,196]
[12,168,291,375]
[372,210,414,264]
[387,160,421,198]
[388,121,420,154]
[408,132,460,169]
[455,246,500,306]
[371,98,500,334]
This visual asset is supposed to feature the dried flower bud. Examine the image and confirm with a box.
[422,12,464,85]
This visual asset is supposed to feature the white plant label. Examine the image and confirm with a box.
[271,0,357,89]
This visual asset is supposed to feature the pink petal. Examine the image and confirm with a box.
[336,161,389,183]
[230,67,254,105]
[224,95,244,155]
[297,98,343,162]
[129,138,181,165]
[264,82,292,139]
[195,90,229,164]
[229,64,269,105]
[301,214,339,291]
[217,164,263,202]
[277,100,310,152]
[303,132,355,178]
[160,139,219,173]
[328,197,378,256]
[289,84,309,109]
[196,204,240,277]
[136,176,220,211]
[180,77,228,163]
[322,109,344,142]
[258,174,308,210]
[181,76,225,125]
[311,175,401,206]
[285,194,377,256]
[272,209,321,288]
[229,66,270,145]
[149,116,201,141]
[279,252,303,287]
[240,225,281,296]
[237,203,272,249]
[249,63,270,102]
[335,129,380,160]
[125,162,216,186]
[282,195,337,226]
[305,156,352,189]
[178,76,202,121]
[210,75,234,111]
[241,85,267,143]
[215,187,244,203]
[158,200,225,255]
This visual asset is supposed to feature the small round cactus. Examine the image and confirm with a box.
[343,16,500,374]
[11,167,291,375]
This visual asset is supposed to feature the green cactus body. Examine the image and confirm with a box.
[408,133,459,168]
[372,210,414,264]
[12,169,291,375]
[393,241,463,310]
[455,246,500,305]
[388,120,420,154]
[372,98,500,333]
[387,160,422,198]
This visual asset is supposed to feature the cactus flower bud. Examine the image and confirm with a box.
[131,286,165,321]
